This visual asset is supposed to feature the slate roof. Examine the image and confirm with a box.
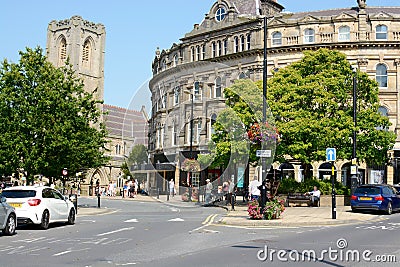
[103,104,148,145]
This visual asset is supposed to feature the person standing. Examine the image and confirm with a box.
[205,179,213,203]
[169,179,175,197]
[248,176,261,200]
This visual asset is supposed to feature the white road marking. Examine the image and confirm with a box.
[53,247,90,257]
[96,227,135,236]
[168,218,184,222]
[115,263,137,266]
[170,208,179,212]
[124,219,138,223]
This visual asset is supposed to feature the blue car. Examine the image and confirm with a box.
[351,184,400,215]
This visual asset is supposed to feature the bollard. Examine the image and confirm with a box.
[157,188,160,199]
[97,193,101,208]
[167,189,169,201]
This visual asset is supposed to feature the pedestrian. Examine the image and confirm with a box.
[123,181,129,198]
[169,179,175,197]
[248,176,261,200]
[228,178,235,207]
[305,186,321,207]
[134,179,138,195]
[205,179,213,203]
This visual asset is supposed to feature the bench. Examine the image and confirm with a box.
[285,193,320,207]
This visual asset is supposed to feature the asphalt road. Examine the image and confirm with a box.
[1,197,400,267]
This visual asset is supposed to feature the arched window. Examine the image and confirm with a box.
[217,40,222,56]
[82,39,91,68]
[272,32,282,46]
[247,34,251,50]
[173,86,180,106]
[376,25,388,40]
[240,35,245,51]
[376,64,388,88]
[215,77,222,98]
[191,47,195,62]
[210,114,217,137]
[202,45,206,59]
[304,28,315,43]
[212,42,216,57]
[338,26,350,41]
[58,37,67,65]
[224,39,228,55]
[234,36,239,53]
[196,46,200,61]
[194,81,201,100]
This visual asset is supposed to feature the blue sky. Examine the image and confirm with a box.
[1,0,399,111]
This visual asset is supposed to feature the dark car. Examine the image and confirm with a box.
[351,184,400,215]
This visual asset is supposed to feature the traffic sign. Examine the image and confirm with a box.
[326,148,336,162]
[256,150,271,158]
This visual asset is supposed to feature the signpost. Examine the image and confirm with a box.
[326,148,336,220]
[256,150,271,158]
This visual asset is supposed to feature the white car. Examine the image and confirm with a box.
[0,196,17,235]
[2,186,76,229]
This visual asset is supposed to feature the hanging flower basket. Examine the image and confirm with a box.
[247,122,280,145]
[182,158,200,172]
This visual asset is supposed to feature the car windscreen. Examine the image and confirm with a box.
[1,190,37,198]
[354,187,381,195]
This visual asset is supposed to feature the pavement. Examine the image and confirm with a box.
[76,194,386,227]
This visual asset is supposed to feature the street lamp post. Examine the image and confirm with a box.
[261,15,268,183]
[350,67,358,193]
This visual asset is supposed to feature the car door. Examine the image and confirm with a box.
[388,186,400,210]
[0,198,7,228]
[50,189,69,221]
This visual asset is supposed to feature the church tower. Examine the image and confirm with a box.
[46,16,106,102]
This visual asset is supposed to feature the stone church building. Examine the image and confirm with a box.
[46,16,148,195]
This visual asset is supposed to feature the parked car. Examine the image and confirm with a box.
[393,184,400,194]
[1,186,76,229]
[351,184,400,215]
[0,196,17,235]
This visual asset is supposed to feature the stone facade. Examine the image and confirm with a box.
[149,0,400,190]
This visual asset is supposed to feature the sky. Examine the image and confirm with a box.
[1,0,399,111]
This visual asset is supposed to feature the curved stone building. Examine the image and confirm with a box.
[149,0,400,192]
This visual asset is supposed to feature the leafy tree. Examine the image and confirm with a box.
[0,47,109,181]
[127,144,148,180]
[266,48,395,166]
[208,79,272,169]
[127,144,148,166]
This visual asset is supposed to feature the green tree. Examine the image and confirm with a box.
[266,48,395,165]
[208,79,272,169]
[0,47,109,181]
[127,144,148,180]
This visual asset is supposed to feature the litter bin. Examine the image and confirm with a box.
[69,194,78,215]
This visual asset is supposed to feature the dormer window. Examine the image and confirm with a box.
[215,7,226,22]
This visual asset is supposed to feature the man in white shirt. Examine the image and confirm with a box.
[248,176,261,200]
[307,186,321,206]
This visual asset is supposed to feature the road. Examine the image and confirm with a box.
[0,197,399,267]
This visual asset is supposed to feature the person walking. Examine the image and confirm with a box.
[258,180,269,209]
[205,179,213,203]
[248,176,261,200]
[169,179,175,197]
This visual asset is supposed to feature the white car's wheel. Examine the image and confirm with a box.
[40,210,50,230]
